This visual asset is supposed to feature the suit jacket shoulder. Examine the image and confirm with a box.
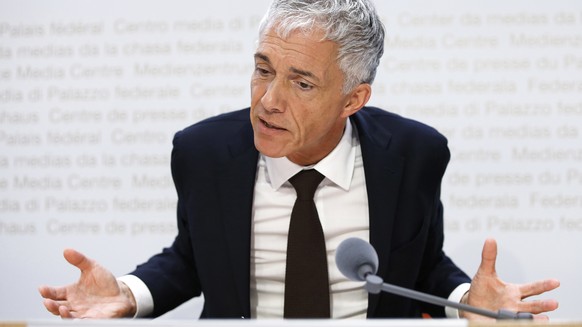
[172,108,253,164]
[354,106,449,156]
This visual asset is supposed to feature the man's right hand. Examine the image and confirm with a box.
[39,248,137,319]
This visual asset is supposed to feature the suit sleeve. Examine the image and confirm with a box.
[413,134,472,317]
[127,130,202,317]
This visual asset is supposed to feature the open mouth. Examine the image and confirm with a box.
[261,118,286,130]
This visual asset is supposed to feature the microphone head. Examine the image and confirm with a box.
[335,237,379,281]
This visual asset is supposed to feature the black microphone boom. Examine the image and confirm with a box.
[335,237,533,320]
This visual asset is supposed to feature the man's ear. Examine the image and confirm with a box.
[341,83,372,118]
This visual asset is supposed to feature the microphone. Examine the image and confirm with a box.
[335,237,533,320]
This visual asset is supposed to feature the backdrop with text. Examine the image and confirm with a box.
[1,0,580,320]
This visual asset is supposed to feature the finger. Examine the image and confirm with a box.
[63,248,93,272]
[43,299,63,316]
[532,314,550,321]
[478,238,497,275]
[39,285,67,301]
[518,299,559,315]
[59,305,76,319]
[520,279,560,298]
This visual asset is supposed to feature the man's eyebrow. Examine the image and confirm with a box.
[254,51,320,83]
[289,67,316,80]
[254,52,270,63]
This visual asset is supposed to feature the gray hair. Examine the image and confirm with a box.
[258,0,385,93]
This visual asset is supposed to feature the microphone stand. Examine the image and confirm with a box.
[365,274,533,320]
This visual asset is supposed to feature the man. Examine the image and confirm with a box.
[39,0,560,320]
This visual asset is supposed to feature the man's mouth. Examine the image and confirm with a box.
[261,118,286,130]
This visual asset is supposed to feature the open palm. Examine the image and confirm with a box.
[39,249,135,319]
[464,239,560,321]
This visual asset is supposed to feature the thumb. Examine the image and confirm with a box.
[63,248,94,272]
[478,238,498,276]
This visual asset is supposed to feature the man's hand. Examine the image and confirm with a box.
[39,248,137,319]
[462,239,560,321]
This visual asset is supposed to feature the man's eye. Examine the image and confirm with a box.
[297,81,313,90]
[256,67,270,76]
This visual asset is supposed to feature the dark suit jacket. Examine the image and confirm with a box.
[131,106,471,319]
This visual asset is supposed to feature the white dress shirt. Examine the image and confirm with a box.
[250,119,369,318]
[120,119,469,318]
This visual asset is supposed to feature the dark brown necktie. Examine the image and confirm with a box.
[284,169,330,318]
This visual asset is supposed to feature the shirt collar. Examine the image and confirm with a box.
[264,119,356,191]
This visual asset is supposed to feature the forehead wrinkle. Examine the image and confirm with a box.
[255,50,318,82]
[257,31,338,85]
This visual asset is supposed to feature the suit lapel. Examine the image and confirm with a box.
[351,111,404,317]
[215,122,258,317]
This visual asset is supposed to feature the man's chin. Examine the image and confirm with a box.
[253,139,289,159]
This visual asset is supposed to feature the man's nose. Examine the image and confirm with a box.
[261,78,286,113]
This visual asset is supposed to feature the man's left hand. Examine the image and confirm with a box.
[462,238,560,321]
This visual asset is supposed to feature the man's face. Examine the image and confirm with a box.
[250,27,359,166]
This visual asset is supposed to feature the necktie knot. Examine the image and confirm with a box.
[289,169,324,200]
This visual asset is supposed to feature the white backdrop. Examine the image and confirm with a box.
[1,0,580,320]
